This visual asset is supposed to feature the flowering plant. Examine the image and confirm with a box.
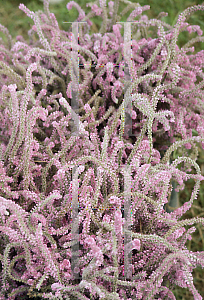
[0,0,204,299]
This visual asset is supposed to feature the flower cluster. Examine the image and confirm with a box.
[0,0,204,299]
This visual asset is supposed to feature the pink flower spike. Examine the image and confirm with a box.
[132,239,141,251]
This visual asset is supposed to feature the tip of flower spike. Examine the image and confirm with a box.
[51,283,63,290]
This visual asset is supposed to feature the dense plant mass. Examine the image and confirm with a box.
[1,0,204,299]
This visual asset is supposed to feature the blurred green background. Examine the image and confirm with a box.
[1,0,204,299]
[1,0,204,53]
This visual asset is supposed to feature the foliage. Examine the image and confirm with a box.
[0,0,204,299]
